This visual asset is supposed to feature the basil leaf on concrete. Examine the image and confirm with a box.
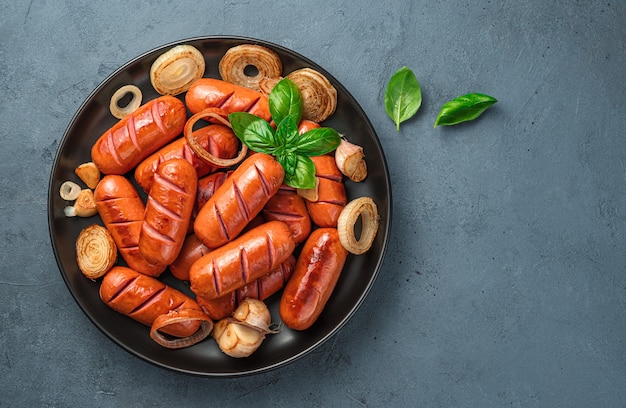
[384,66,422,131]
[434,93,497,128]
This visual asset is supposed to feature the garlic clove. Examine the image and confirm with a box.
[212,319,266,358]
[335,138,367,182]
[233,298,272,333]
[297,177,319,202]
[75,162,101,189]
[65,189,98,217]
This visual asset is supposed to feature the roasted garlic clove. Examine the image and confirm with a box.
[335,138,367,182]
[64,189,98,217]
[74,162,101,189]
[233,298,272,333]
[212,318,266,358]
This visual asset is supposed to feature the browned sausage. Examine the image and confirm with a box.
[169,234,209,281]
[99,266,203,337]
[279,228,348,330]
[306,155,347,227]
[91,96,187,175]
[189,220,295,300]
[139,158,197,266]
[193,153,284,248]
[262,187,312,244]
[94,175,166,277]
[185,78,271,122]
[194,170,230,216]
[134,124,239,193]
[197,255,296,320]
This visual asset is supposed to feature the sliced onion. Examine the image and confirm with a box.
[337,197,379,255]
[184,108,248,167]
[150,309,214,349]
[75,224,117,279]
[258,76,281,96]
[219,44,282,91]
[286,68,337,122]
[60,181,81,201]
[109,85,142,119]
[150,44,205,95]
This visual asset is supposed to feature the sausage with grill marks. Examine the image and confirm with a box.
[306,155,347,227]
[189,220,295,300]
[193,153,284,249]
[139,158,197,266]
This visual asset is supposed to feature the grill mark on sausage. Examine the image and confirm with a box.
[104,134,124,167]
[265,230,275,269]
[232,182,250,222]
[240,247,249,284]
[216,91,235,109]
[211,256,221,296]
[153,173,190,197]
[107,274,139,303]
[214,203,230,242]
[129,286,166,315]
[182,143,195,163]
[254,163,272,197]
[244,97,262,113]
[142,221,176,243]
[262,209,305,221]
[151,98,166,134]
[147,195,184,221]
[126,113,141,152]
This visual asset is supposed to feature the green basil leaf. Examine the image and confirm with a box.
[294,127,341,156]
[434,93,497,128]
[384,66,422,131]
[282,155,316,189]
[276,151,298,176]
[228,112,277,153]
[269,78,303,126]
[275,115,299,150]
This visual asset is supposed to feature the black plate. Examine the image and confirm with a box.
[48,36,392,376]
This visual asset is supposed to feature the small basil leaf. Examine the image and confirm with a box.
[283,155,316,189]
[294,127,341,156]
[229,112,277,153]
[384,66,422,131]
[269,78,303,126]
[434,93,498,128]
[275,115,299,149]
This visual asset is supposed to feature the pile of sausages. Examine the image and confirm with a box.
[85,76,355,349]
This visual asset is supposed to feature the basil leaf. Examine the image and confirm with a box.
[276,151,298,176]
[384,66,422,131]
[275,115,299,150]
[434,93,497,128]
[283,155,316,189]
[269,78,303,126]
[229,112,277,153]
[294,127,341,156]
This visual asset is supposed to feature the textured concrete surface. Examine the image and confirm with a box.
[1,0,625,406]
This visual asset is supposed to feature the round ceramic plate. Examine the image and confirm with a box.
[48,36,392,376]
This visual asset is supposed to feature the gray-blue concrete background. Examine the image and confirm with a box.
[1,0,625,406]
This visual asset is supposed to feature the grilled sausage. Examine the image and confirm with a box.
[91,95,186,175]
[306,155,347,227]
[262,187,312,244]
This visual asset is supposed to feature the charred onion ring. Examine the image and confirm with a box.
[337,197,379,255]
[184,108,248,167]
[109,85,142,119]
[75,224,117,279]
[219,44,282,92]
[150,309,214,349]
[287,68,337,122]
[150,44,205,95]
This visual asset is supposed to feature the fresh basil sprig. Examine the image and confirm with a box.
[434,93,497,128]
[229,78,340,189]
[384,66,422,131]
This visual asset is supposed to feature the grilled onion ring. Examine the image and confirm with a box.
[337,197,379,255]
[286,68,337,122]
[219,44,282,92]
[109,85,142,119]
[60,181,81,201]
[150,309,214,349]
[150,44,205,95]
[75,224,117,279]
[184,108,248,167]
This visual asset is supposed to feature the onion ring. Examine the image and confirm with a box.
[286,68,337,122]
[150,309,214,349]
[184,108,248,167]
[337,197,379,255]
[219,44,282,92]
[75,224,117,279]
[60,181,81,201]
[150,44,205,95]
[109,85,142,119]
